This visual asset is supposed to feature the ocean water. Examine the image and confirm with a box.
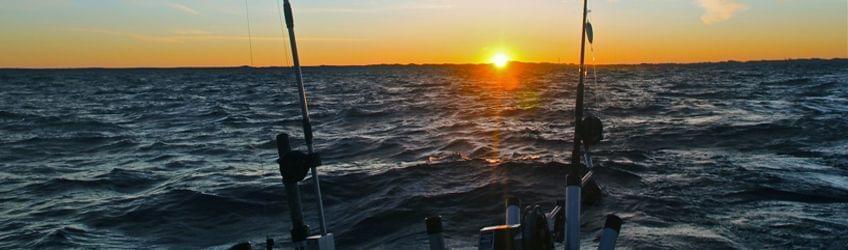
[1,60,847,249]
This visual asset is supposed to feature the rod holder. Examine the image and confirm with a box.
[426,216,446,250]
[565,173,581,250]
[281,0,328,236]
[505,196,521,225]
[306,233,336,250]
[266,237,274,250]
[598,214,622,250]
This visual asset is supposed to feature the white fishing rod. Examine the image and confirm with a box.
[282,0,328,236]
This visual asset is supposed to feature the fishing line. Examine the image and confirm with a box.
[586,13,602,117]
[240,0,266,243]
[244,0,255,66]
[256,1,299,244]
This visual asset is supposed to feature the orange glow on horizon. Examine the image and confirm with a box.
[0,1,844,68]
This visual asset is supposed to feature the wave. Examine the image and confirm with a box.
[727,187,848,204]
[25,168,164,195]
[2,62,847,248]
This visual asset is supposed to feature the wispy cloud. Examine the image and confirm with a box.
[165,2,199,15]
[69,27,365,43]
[300,1,454,13]
[69,27,182,43]
[170,29,212,36]
[696,0,749,24]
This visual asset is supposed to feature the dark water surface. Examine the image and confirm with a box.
[1,60,847,249]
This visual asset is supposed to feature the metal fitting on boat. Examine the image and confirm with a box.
[425,216,446,250]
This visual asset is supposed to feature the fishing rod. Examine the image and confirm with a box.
[570,0,589,169]
[563,2,589,246]
[564,1,608,249]
[282,0,328,236]
[571,0,603,173]
[565,8,589,248]
[271,1,335,249]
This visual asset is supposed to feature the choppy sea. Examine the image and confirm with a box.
[1,60,847,249]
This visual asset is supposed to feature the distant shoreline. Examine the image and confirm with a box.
[2,58,846,70]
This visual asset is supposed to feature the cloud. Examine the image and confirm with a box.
[69,27,365,43]
[69,27,182,43]
[170,29,214,36]
[165,2,199,15]
[696,0,748,24]
[300,1,454,13]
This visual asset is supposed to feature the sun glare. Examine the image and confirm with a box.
[491,53,510,68]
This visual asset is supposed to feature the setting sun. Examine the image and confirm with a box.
[491,53,510,68]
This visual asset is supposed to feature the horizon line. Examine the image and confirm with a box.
[2,57,845,70]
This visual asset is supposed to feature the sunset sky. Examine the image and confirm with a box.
[1,0,846,68]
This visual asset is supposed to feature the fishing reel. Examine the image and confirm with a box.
[579,114,604,146]
[520,204,559,249]
[276,133,321,183]
[476,198,565,250]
